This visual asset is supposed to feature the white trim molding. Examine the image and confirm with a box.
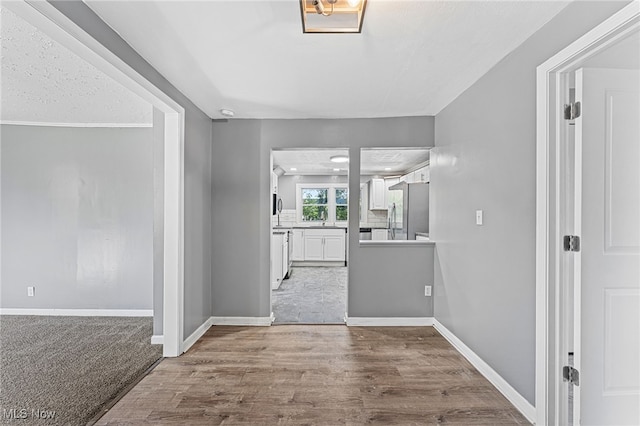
[433,319,536,423]
[0,120,152,128]
[210,316,273,326]
[346,316,434,326]
[151,335,164,345]
[0,308,153,316]
[182,317,213,353]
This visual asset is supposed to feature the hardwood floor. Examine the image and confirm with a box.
[97,326,529,425]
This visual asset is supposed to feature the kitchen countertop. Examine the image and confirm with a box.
[292,226,347,230]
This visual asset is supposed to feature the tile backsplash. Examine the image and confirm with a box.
[363,209,388,228]
[272,209,296,227]
[272,208,388,228]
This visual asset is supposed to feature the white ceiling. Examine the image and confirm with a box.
[0,6,151,125]
[86,0,571,120]
[272,147,429,175]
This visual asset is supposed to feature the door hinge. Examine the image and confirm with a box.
[563,366,580,386]
[564,235,581,252]
[564,101,581,120]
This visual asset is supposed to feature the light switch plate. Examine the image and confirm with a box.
[476,210,483,225]
[27,286,35,297]
[425,285,432,297]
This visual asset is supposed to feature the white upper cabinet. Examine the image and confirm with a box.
[414,166,430,183]
[368,178,386,210]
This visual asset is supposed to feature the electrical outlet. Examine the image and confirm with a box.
[27,286,35,297]
[425,285,432,297]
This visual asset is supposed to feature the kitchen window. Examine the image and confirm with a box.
[296,184,348,224]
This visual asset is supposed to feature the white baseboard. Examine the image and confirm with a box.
[0,308,153,317]
[346,316,434,326]
[151,335,164,345]
[182,317,213,353]
[433,319,536,424]
[210,316,273,326]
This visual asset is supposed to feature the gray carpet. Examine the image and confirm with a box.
[272,266,346,324]
[0,316,162,425]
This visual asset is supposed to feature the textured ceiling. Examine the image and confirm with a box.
[272,148,429,175]
[86,0,570,120]
[0,6,151,125]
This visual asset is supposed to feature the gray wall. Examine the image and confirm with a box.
[431,1,629,406]
[1,124,153,310]
[212,117,435,318]
[50,1,213,338]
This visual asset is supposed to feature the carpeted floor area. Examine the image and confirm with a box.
[0,316,162,425]
[272,266,346,324]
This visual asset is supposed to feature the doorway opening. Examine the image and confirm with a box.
[5,1,187,357]
[536,4,639,425]
[270,149,349,324]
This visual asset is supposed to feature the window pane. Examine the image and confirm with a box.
[302,205,328,221]
[335,188,348,205]
[302,188,328,205]
[336,205,348,221]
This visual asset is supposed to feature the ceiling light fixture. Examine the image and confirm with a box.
[220,109,234,118]
[333,168,340,172]
[290,167,297,171]
[330,155,349,163]
[300,0,367,34]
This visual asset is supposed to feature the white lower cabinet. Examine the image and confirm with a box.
[292,229,305,261]
[303,235,324,261]
[293,228,346,262]
[271,233,284,289]
[323,235,345,261]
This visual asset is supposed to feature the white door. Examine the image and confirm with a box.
[574,68,640,425]
[304,235,324,261]
[323,235,345,261]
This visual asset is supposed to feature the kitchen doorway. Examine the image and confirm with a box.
[270,149,349,324]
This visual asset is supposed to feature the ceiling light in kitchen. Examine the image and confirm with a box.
[290,168,297,171]
[300,0,367,34]
[333,168,340,172]
[330,155,349,163]
[220,108,234,117]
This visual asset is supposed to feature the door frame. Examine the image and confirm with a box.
[6,1,186,357]
[535,3,640,424]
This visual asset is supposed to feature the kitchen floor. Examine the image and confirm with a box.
[272,266,346,324]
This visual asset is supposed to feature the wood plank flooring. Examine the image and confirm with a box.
[96,326,530,425]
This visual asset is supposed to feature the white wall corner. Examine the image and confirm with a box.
[182,317,213,353]
[346,316,434,326]
[433,319,536,424]
[210,316,273,326]
[151,335,164,345]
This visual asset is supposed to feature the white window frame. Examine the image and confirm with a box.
[296,183,348,225]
